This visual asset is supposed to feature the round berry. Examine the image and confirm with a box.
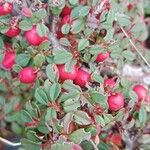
[0,2,13,16]
[25,26,48,46]
[96,52,109,63]
[1,51,16,70]
[108,93,124,111]
[133,84,147,101]
[60,5,72,18]
[74,69,91,87]
[61,15,72,25]
[19,67,37,84]
[5,27,20,37]
[57,64,78,81]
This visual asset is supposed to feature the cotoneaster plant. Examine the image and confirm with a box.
[0,0,150,150]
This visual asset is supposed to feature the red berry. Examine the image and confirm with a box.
[5,27,20,37]
[25,26,48,46]
[96,52,109,62]
[133,84,147,101]
[127,3,134,12]
[60,5,72,18]
[104,78,116,89]
[57,64,78,81]
[1,51,16,70]
[0,2,13,16]
[109,133,122,146]
[108,93,124,111]
[61,15,72,25]
[74,69,90,87]
[19,67,37,84]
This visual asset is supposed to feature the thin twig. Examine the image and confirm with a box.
[120,26,150,69]
[0,137,21,147]
[89,139,99,150]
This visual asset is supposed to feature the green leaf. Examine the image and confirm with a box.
[90,92,107,108]
[11,122,22,135]
[97,140,110,150]
[107,9,116,25]
[33,9,47,20]
[34,54,45,67]
[16,54,30,67]
[89,45,104,54]
[80,140,94,150]
[21,138,41,150]
[54,51,73,64]
[51,142,72,150]
[71,19,85,34]
[71,5,83,19]
[122,50,135,61]
[61,24,70,34]
[139,106,147,124]
[91,74,104,83]
[74,111,91,125]
[69,0,78,5]
[26,130,41,143]
[95,115,105,127]
[62,80,81,92]
[19,20,32,31]
[36,23,49,37]
[62,98,80,112]
[79,6,91,17]
[63,113,74,133]
[78,39,89,51]
[45,108,57,121]
[60,90,80,102]
[35,87,48,105]
[69,129,91,144]
[0,96,5,105]
[0,37,4,49]
[64,59,76,73]
[59,38,71,46]
[13,64,22,73]
[50,83,61,101]
[20,110,33,123]
[46,64,59,82]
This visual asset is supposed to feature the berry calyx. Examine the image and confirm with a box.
[19,67,37,84]
[1,51,16,70]
[0,2,13,16]
[25,26,48,46]
[5,27,20,37]
[108,93,124,111]
[60,5,72,18]
[57,64,78,82]
[74,69,91,87]
[96,51,110,62]
[133,84,147,101]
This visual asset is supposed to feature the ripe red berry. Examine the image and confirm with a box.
[127,3,134,12]
[133,84,147,101]
[109,133,122,146]
[5,27,20,37]
[57,64,78,81]
[60,5,72,18]
[108,93,124,111]
[61,15,72,25]
[96,51,109,63]
[104,78,116,89]
[25,26,48,46]
[1,51,16,70]
[0,2,13,16]
[19,67,37,84]
[74,69,91,87]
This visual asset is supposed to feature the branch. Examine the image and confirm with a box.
[120,26,150,69]
[0,137,21,147]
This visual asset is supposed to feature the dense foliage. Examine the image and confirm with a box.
[0,0,150,150]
